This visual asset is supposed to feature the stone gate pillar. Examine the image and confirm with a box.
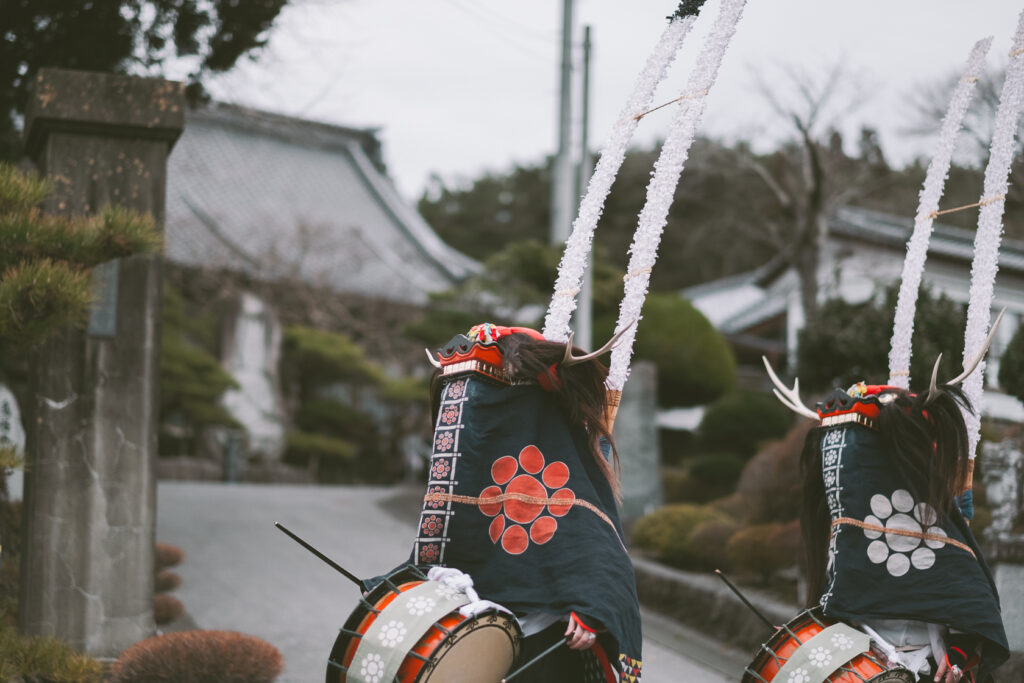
[19,68,184,657]
[615,360,663,524]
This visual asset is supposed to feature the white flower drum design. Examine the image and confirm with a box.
[407,596,437,616]
[787,667,810,683]
[863,489,947,577]
[360,653,384,683]
[378,619,407,648]
[808,646,833,668]
[830,632,854,651]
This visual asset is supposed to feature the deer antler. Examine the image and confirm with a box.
[925,308,1006,404]
[562,321,638,367]
[762,356,819,420]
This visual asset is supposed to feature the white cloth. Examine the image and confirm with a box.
[426,566,513,618]
[858,619,946,675]
[518,612,565,637]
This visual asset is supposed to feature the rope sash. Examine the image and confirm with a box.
[426,492,618,536]
[830,517,976,558]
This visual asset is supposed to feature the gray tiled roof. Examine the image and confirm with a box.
[833,206,1024,274]
[165,103,479,304]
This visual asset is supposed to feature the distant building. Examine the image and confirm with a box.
[161,104,479,464]
[165,103,479,304]
[685,206,1024,422]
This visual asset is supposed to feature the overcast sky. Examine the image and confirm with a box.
[196,0,1024,200]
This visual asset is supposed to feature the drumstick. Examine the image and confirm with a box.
[714,569,775,629]
[501,638,568,683]
[275,522,363,588]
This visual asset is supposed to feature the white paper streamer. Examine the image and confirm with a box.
[543,13,698,342]
[887,38,993,389]
[962,9,1024,459]
[607,0,747,391]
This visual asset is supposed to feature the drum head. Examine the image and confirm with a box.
[418,612,520,683]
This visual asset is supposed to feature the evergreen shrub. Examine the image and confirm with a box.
[284,431,357,483]
[281,326,383,388]
[632,503,733,569]
[688,519,741,572]
[110,630,283,683]
[725,523,793,581]
[0,622,103,682]
[688,453,746,487]
[698,390,793,457]
[998,323,1024,405]
[617,294,736,407]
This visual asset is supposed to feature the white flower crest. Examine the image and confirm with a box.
[434,583,463,600]
[407,596,437,616]
[360,653,384,683]
[831,632,854,650]
[808,646,833,667]
[862,489,947,577]
[378,619,407,648]
[787,667,810,683]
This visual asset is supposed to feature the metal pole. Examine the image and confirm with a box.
[550,0,574,245]
[574,25,593,350]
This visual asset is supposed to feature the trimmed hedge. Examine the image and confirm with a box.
[609,294,736,407]
[111,630,283,683]
[156,543,185,570]
[688,453,746,487]
[698,390,793,457]
[632,503,734,570]
[155,570,183,593]
[154,594,185,625]
[999,322,1024,404]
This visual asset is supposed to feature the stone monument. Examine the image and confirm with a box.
[19,68,184,657]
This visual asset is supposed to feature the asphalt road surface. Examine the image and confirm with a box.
[157,482,745,682]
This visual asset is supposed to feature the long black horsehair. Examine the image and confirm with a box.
[672,0,708,20]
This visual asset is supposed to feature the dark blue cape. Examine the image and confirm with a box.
[818,425,1008,680]
[412,374,643,682]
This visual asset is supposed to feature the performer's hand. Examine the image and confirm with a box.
[936,635,971,682]
[564,613,598,651]
[934,657,964,683]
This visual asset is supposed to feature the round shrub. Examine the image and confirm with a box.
[999,322,1024,404]
[155,542,185,570]
[111,630,283,683]
[698,390,794,457]
[661,467,699,504]
[598,294,736,407]
[155,570,183,593]
[688,519,741,572]
[726,523,791,581]
[153,594,184,625]
[688,453,746,488]
[632,503,733,569]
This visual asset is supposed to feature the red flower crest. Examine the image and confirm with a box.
[478,445,575,555]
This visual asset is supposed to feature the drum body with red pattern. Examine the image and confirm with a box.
[327,566,521,683]
[742,609,915,683]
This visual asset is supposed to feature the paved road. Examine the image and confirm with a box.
[157,482,745,682]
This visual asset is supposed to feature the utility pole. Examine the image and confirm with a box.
[550,0,574,245]
[574,25,593,350]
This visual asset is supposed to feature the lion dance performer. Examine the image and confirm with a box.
[760,10,1024,679]
[769,359,1010,682]
[412,323,641,682]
